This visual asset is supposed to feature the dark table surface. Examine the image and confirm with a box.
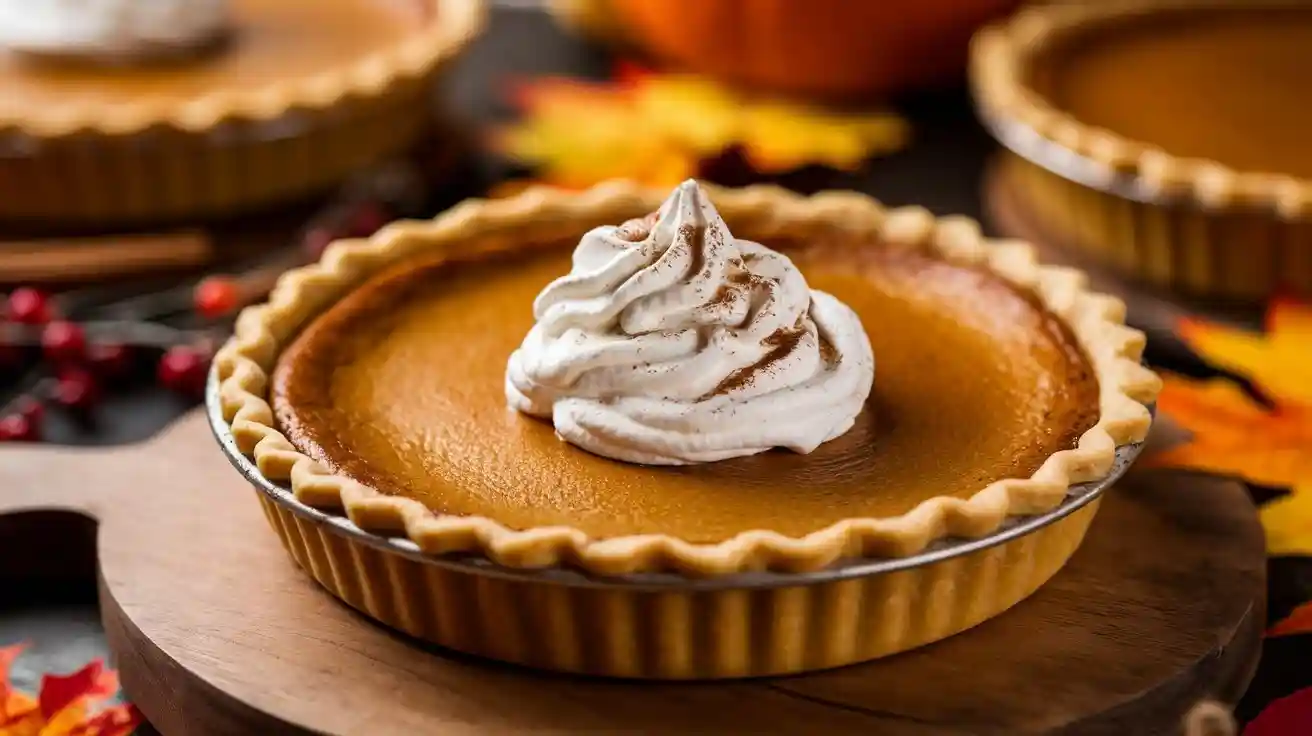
[0,4,1303,732]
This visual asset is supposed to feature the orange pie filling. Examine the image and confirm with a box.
[1029,6,1312,178]
[272,232,1101,544]
[0,0,432,113]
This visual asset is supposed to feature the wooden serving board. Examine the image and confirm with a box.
[0,411,1266,735]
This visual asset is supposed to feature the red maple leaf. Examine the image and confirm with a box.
[39,661,117,720]
[1245,686,1312,734]
[0,643,143,736]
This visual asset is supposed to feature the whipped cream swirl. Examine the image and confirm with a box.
[0,0,230,62]
[505,180,875,465]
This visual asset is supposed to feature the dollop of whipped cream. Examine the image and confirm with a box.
[505,180,875,466]
[0,0,230,62]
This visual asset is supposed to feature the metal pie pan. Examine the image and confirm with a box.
[207,371,1148,592]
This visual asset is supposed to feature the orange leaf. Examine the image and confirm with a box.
[0,644,23,705]
[612,61,650,87]
[65,705,142,736]
[0,646,22,678]
[1267,294,1312,336]
[1178,299,1312,407]
[0,644,36,728]
[1269,600,1312,637]
[507,77,633,117]
[1155,300,1312,559]
[40,700,91,736]
[1148,376,1312,489]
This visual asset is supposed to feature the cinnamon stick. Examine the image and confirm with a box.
[0,231,214,285]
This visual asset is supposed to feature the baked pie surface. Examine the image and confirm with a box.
[273,235,1101,542]
[218,183,1160,574]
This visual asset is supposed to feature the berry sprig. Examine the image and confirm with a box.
[0,165,417,444]
[191,197,394,321]
[0,287,219,442]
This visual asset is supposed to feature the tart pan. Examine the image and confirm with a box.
[970,0,1312,303]
[0,0,485,227]
[208,375,1147,679]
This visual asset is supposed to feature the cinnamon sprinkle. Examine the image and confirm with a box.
[699,266,754,321]
[680,223,706,280]
[818,332,838,364]
[615,211,659,242]
[706,327,806,397]
[704,283,737,310]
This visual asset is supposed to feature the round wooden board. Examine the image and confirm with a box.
[1,411,1265,735]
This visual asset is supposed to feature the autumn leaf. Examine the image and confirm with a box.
[1179,296,1312,407]
[1,645,27,726]
[1244,686,1312,734]
[1268,601,1312,638]
[0,643,141,736]
[1149,377,1312,491]
[1150,299,1312,497]
[1148,300,1312,635]
[493,66,909,190]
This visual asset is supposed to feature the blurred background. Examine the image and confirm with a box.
[0,0,1307,732]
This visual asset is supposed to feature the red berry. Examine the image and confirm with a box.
[157,345,211,398]
[41,320,87,364]
[88,342,134,380]
[301,226,338,260]
[194,277,240,319]
[8,287,52,325]
[0,413,37,441]
[14,395,43,425]
[347,201,391,238]
[53,367,100,411]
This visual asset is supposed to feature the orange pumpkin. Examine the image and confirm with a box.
[610,0,1023,101]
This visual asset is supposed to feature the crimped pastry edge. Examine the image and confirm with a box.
[0,0,486,138]
[215,180,1162,577]
[970,0,1312,219]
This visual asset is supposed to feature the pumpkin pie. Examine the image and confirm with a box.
[0,0,484,226]
[214,181,1159,677]
[972,0,1312,303]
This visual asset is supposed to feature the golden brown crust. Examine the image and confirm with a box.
[0,0,486,139]
[215,181,1161,576]
[970,0,1312,219]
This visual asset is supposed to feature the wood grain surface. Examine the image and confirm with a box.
[0,411,1266,735]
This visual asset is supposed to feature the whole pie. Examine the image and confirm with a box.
[215,181,1159,675]
[972,0,1312,302]
[0,0,484,225]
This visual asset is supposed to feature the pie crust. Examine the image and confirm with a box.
[971,0,1312,301]
[0,0,485,224]
[216,181,1161,577]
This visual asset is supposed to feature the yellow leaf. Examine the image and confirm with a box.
[634,76,740,155]
[739,103,909,174]
[1261,484,1312,557]
[1178,299,1312,406]
[494,66,909,188]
